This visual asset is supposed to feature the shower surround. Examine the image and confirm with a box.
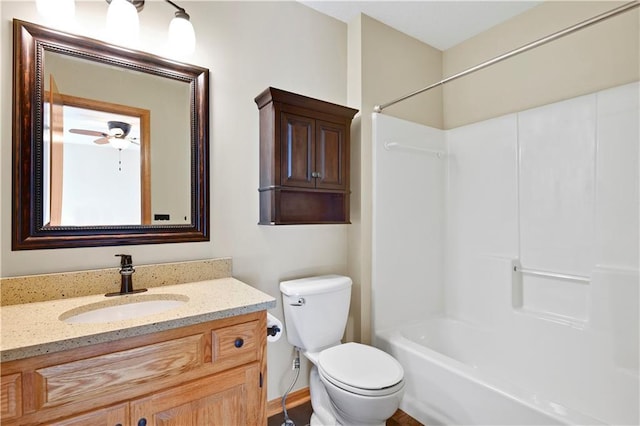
[372,82,639,425]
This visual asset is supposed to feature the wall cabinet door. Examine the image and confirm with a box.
[280,114,347,191]
[281,112,315,189]
[130,364,261,426]
[315,120,347,191]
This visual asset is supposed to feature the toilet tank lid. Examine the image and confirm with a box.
[280,275,352,296]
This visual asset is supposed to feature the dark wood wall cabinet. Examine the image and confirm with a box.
[255,87,358,225]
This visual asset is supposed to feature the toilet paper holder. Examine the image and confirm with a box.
[266,312,283,342]
[267,324,281,337]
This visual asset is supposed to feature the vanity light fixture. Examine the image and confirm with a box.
[167,0,196,55]
[105,0,196,54]
[106,0,141,46]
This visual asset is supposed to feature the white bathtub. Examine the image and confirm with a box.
[376,317,639,425]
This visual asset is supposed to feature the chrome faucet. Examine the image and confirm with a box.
[106,254,147,297]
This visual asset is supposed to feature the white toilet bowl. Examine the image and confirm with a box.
[306,342,405,426]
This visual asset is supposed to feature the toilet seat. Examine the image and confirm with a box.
[318,342,404,397]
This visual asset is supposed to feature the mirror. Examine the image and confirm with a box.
[12,20,209,249]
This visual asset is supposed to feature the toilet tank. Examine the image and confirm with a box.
[280,275,352,352]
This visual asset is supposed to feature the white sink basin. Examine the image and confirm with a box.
[60,294,189,324]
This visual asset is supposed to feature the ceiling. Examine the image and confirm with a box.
[300,1,541,50]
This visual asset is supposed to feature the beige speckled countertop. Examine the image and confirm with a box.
[1,278,276,363]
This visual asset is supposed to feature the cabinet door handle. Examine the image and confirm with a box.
[311,172,321,178]
[137,418,147,426]
[234,338,244,348]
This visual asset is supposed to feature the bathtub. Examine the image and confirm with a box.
[376,317,639,425]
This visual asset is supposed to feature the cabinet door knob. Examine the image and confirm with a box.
[311,172,321,178]
[234,338,244,348]
[138,418,147,426]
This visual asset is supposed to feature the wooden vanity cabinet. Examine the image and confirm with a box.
[0,311,267,426]
[255,87,358,225]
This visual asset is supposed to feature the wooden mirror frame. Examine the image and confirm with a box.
[12,20,209,250]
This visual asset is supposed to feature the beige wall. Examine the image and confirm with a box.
[347,14,443,343]
[1,0,349,400]
[443,1,640,128]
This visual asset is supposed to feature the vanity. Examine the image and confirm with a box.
[0,277,276,425]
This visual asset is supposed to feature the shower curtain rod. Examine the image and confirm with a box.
[373,0,640,113]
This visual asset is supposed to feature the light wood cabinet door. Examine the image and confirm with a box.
[1,373,22,421]
[130,363,262,426]
[49,403,128,426]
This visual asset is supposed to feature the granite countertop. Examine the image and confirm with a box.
[1,278,276,362]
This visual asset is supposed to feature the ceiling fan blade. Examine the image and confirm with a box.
[93,137,110,145]
[69,129,108,137]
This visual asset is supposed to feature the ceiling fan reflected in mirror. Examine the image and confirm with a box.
[69,120,139,150]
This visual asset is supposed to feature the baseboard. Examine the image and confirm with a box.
[267,387,311,418]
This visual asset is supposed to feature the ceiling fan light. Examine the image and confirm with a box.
[110,128,125,137]
[168,10,196,56]
[110,137,131,150]
[106,0,140,47]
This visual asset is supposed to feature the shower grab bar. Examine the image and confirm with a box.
[513,266,590,283]
[384,142,444,158]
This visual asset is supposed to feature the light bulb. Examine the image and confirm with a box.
[106,0,140,47]
[36,0,75,27]
[168,11,196,56]
[110,138,131,151]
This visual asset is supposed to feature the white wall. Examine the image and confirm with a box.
[62,143,141,226]
[443,82,639,424]
[445,114,519,324]
[371,114,445,334]
[371,80,639,345]
[348,14,443,344]
[1,0,351,400]
[446,82,639,327]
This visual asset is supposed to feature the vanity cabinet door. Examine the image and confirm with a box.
[1,373,22,420]
[49,403,128,426]
[130,363,262,426]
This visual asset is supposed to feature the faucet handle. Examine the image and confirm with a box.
[115,254,133,268]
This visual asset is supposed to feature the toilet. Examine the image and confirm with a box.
[280,275,405,426]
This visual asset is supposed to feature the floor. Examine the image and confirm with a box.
[267,401,423,426]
